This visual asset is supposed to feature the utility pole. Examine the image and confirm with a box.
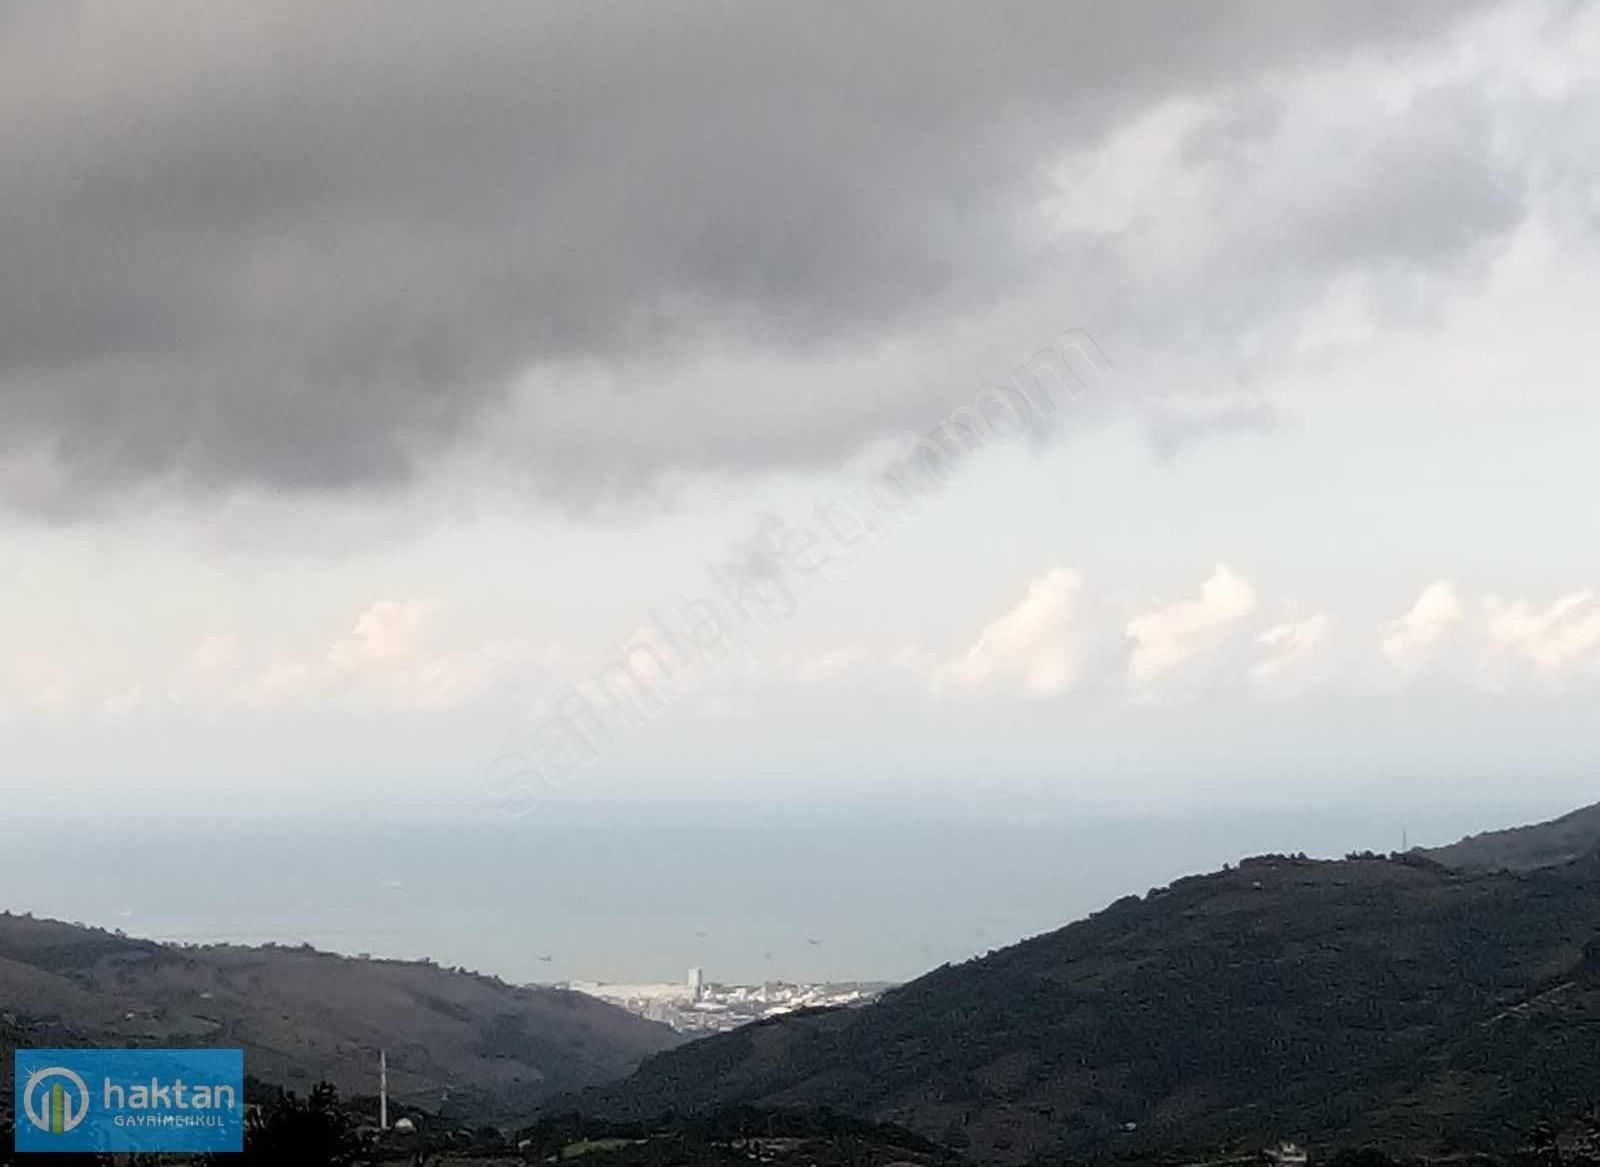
[380,1049,389,1131]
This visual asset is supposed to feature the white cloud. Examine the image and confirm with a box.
[242,658,322,709]
[1043,98,1213,238]
[327,600,441,674]
[933,569,1083,698]
[1376,584,1600,691]
[889,644,940,679]
[103,685,146,718]
[784,645,870,684]
[242,600,538,711]
[1125,566,1257,689]
[10,654,73,712]
[691,693,758,720]
[1481,591,1600,685]
[398,638,535,710]
[187,634,239,675]
[33,569,1600,737]
[1380,581,1464,674]
[1251,613,1331,694]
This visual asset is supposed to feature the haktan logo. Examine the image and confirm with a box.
[21,1067,90,1135]
[12,1048,244,1154]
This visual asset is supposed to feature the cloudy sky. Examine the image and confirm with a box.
[5,0,1600,840]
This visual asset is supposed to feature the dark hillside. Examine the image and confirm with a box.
[1423,801,1600,872]
[0,911,681,1116]
[572,852,1600,1163]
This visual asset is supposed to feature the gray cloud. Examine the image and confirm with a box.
[1145,394,1284,462]
[0,0,1527,512]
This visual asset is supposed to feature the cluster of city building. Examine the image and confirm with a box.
[565,968,891,1034]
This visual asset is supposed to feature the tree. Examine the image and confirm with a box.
[233,1082,366,1166]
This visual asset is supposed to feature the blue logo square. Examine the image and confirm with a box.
[13,1048,244,1154]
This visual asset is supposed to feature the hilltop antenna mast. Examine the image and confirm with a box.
[380,1050,389,1131]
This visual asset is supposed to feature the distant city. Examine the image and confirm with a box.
[562,968,894,1034]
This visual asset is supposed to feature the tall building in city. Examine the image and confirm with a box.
[687,967,704,1001]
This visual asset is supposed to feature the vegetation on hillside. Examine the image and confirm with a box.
[569,849,1600,1163]
[1422,802,1600,873]
[0,1088,958,1167]
[0,911,681,1114]
[16,805,1600,1163]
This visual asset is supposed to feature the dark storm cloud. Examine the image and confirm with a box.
[0,0,1511,509]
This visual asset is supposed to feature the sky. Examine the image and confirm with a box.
[3,1,1600,971]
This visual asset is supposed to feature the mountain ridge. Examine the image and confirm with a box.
[567,807,1600,1163]
[1421,800,1600,872]
[0,910,682,1117]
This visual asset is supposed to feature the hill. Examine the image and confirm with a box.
[0,911,681,1116]
[569,846,1600,1163]
[1423,800,1600,872]
[509,1106,957,1167]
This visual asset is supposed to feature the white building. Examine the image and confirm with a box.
[1265,1141,1308,1166]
